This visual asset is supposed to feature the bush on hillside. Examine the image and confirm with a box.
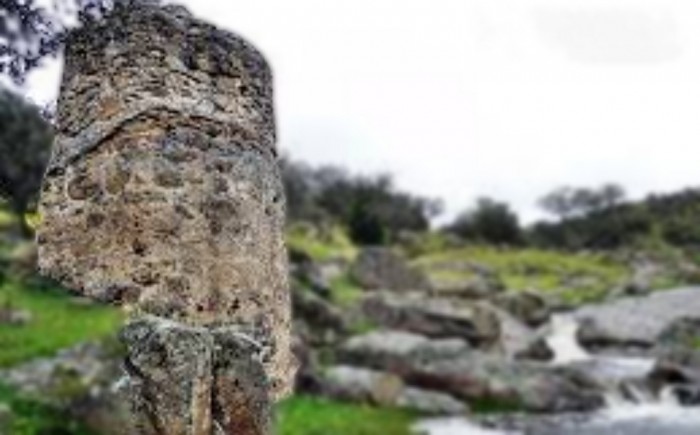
[0,88,53,236]
[446,197,523,246]
[280,156,441,245]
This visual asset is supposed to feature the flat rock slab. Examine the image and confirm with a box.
[575,287,700,348]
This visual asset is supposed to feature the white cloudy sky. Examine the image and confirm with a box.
[22,0,700,223]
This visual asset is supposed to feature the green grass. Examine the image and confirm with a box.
[287,224,357,262]
[0,280,122,367]
[414,246,628,304]
[0,209,14,228]
[329,273,364,307]
[277,396,416,435]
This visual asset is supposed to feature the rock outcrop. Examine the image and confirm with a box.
[361,292,501,347]
[350,247,430,291]
[337,330,604,413]
[575,288,700,352]
[36,1,294,433]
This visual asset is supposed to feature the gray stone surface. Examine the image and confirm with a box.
[121,316,271,435]
[36,0,295,400]
[396,387,467,416]
[322,365,404,406]
[361,292,501,347]
[575,287,700,350]
[339,329,602,413]
[351,247,430,291]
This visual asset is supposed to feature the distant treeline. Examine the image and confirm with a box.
[281,156,442,245]
[530,188,700,251]
[282,154,700,251]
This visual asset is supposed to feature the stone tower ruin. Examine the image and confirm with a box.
[37,1,295,433]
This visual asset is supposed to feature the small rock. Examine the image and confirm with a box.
[515,337,554,362]
[350,247,430,292]
[323,366,404,406]
[396,387,467,415]
[0,308,32,326]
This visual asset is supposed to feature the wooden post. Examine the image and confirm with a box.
[37,2,295,433]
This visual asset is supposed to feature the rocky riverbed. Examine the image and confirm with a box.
[2,245,699,434]
[413,286,700,435]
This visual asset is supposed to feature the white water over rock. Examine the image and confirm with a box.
[547,315,590,364]
[415,295,700,435]
[414,418,519,435]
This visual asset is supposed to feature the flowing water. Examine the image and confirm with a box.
[414,314,700,435]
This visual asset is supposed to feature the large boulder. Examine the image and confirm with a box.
[339,330,471,369]
[361,292,501,347]
[350,248,430,292]
[323,365,404,406]
[648,317,700,397]
[338,330,603,413]
[398,355,604,413]
[575,288,700,352]
[289,248,333,299]
[292,283,347,334]
[657,317,700,350]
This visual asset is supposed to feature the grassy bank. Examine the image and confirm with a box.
[278,396,416,435]
[0,280,122,368]
[414,246,628,304]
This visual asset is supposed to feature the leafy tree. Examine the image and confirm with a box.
[538,187,577,220]
[280,156,440,245]
[599,183,626,209]
[1,0,112,84]
[538,183,626,220]
[447,197,522,245]
[0,87,53,236]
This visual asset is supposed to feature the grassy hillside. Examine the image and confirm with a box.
[414,246,628,304]
[531,188,700,250]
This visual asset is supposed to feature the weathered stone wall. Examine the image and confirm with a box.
[37,0,295,405]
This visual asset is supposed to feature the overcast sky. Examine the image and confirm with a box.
[23,0,700,223]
